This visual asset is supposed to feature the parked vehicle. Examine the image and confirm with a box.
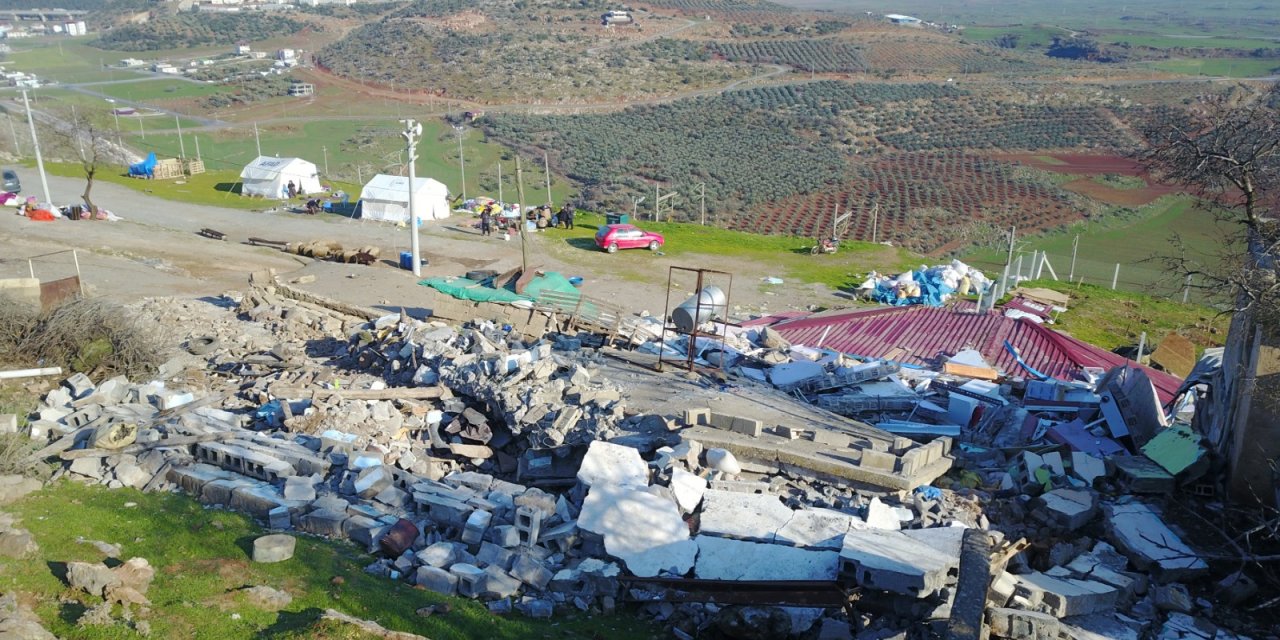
[2,169,20,194]
[595,223,664,253]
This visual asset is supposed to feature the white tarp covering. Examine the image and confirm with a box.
[239,156,323,198]
[358,174,451,223]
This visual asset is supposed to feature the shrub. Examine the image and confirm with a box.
[0,297,166,380]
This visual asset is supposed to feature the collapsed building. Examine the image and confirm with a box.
[9,269,1272,639]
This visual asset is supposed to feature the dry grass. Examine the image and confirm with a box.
[0,297,167,379]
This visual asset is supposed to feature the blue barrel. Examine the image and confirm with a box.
[399,251,413,270]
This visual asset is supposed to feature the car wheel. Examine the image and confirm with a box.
[648,241,659,251]
[607,243,618,254]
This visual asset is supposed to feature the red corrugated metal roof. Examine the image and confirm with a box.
[764,306,1182,402]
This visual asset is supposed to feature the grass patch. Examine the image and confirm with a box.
[94,79,228,102]
[964,195,1233,299]
[1152,57,1280,78]
[1090,173,1147,190]
[960,24,1067,49]
[5,482,661,640]
[1010,279,1226,353]
[541,213,919,290]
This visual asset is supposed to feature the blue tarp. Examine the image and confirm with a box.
[128,152,157,178]
[870,270,955,307]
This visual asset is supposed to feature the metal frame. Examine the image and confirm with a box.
[25,248,84,297]
[657,266,733,372]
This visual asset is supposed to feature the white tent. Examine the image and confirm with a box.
[358,174,451,223]
[239,156,323,199]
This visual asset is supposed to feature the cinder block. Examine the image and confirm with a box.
[683,407,710,426]
[858,448,897,472]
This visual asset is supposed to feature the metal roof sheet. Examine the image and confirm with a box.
[764,306,1182,402]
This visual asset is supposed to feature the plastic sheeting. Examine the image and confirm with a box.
[128,152,156,178]
[860,260,991,307]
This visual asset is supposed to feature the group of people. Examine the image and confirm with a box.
[285,180,322,215]
[477,202,576,237]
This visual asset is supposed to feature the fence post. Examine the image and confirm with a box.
[1069,234,1078,281]
[1182,274,1192,303]
[1136,331,1147,362]
[1034,251,1045,280]
[1014,254,1024,284]
[1111,263,1120,290]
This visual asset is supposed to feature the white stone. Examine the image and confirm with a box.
[283,476,316,501]
[769,361,825,387]
[838,528,960,597]
[577,441,648,489]
[669,468,707,514]
[579,484,696,578]
[705,448,742,475]
[113,462,150,490]
[864,497,901,530]
[698,489,793,542]
[695,535,838,581]
[1072,452,1107,485]
[353,465,391,499]
[252,534,296,563]
[775,508,857,550]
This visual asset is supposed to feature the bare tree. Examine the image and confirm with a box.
[1139,84,1280,314]
[53,113,112,216]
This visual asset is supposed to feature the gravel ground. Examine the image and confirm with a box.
[0,167,831,318]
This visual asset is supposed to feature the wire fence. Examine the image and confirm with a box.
[968,249,1216,305]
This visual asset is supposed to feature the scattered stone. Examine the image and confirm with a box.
[0,592,57,639]
[579,484,696,578]
[241,585,292,611]
[577,441,649,489]
[67,561,122,598]
[715,605,792,640]
[1105,502,1208,581]
[987,607,1059,640]
[1155,583,1193,613]
[0,476,41,506]
[320,608,428,640]
[705,448,742,475]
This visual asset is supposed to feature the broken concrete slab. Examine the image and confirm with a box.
[577,440,649,489]
[1105,502,1208,582]
[415,566,458,596]
[669,468,707,514]
[987,607,1059,640]
[695,535,838,581]
[1037,489,1098,532]
[837,527,961,598]
[864,497,901,530]
[774,508,857,550]
[697,489,793,543]
[578,484,696,578]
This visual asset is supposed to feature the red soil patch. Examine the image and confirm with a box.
[1061,177,1180,206]
[1000,153,1149,176]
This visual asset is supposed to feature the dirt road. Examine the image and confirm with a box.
[0,168,828,318]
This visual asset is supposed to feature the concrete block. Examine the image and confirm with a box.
[858,448,898,472]
[283,475,316,501]
[515,505,542,547]
[683,407,710,426]
[354,465,392,499]
[577,441,648,489]
[62,373,95,399]
[298,508,348,537]
[838,528,960,598]
[416,565,458,596]
[462,509,492,545]
[0,414,16,435]
[864,497,900,530]
[483,565,522,599]
[476,541,516,570]
[492,525,521,548]
[417,541,459,568]
[1013,571,1118,617]
[450,563,486,598]
[987,607,1059,640]
[511,554,553,590]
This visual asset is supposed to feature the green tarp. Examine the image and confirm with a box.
[420,271,581,305]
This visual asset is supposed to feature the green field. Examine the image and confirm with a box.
[2,481,659,640]
[1152,58,1280,78]
[964,195,1235,298]
[1097,33,1280,50]
[93,78,228,102]
[959,25,1068,48]
[116,119,571,205]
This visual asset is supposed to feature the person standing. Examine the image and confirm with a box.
[286,180,297,199]
[564,204,575,230]
[479,209,492,236]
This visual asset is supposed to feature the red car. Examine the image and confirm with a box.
[595,223,665,253]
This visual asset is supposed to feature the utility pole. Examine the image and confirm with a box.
[254,121,261,157]
[194,136,201,162]
[1069,234,1079,281]
[698,182,706,226]
[21,89,51,206]
[175,115,185,159]
[401,119,423,277]
[543,152,552,208]
[454,124,466,201]
[497,163,503,205]
[6,113,19,155]
[138,114,145,139]
[870,201,880,243]
[322,146,328,177]
[70,104,84,159]
[109,104,121,148]
[1006,226,1016,266]
[516,156,529,275]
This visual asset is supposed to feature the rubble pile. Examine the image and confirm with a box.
[6,272,1271,639]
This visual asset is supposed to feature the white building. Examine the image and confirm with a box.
[153,62,180,74]
[277,48,296,61]
[119,58,146,68]
[885,13,922,25]
[63,21,87,36]
[235,44,251,55]
[359,175,451,223]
